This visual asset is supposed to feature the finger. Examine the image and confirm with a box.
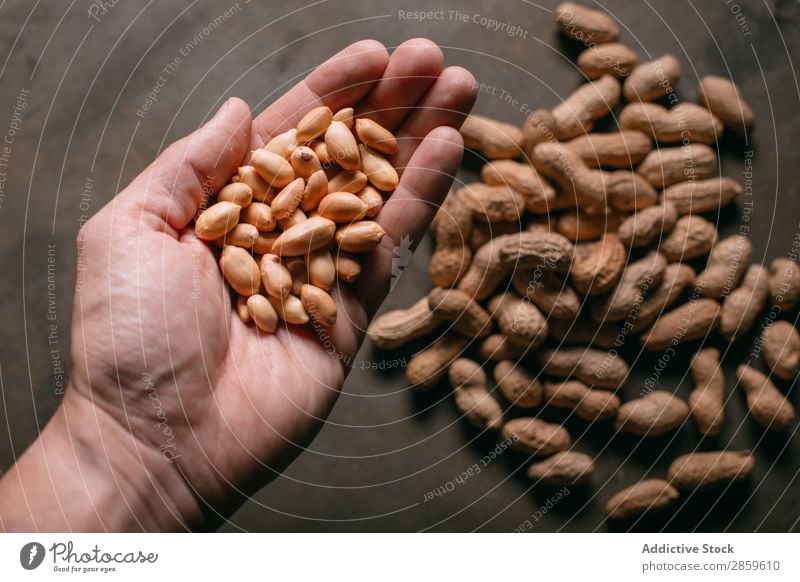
[354,38,444,131]
[121,97,252,232]
[250,39,389,148]
[353,126,465,316]
[325,284,369,372]
[391,66,477,173]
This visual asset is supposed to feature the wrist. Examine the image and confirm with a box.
[0,386,205,531]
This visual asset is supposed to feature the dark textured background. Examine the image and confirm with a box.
[0,0,798,532]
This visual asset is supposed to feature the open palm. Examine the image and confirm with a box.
[66,39,476,529]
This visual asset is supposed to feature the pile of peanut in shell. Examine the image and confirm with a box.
[195,106,399,332]
[368,2,800,524]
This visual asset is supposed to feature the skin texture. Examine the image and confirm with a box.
[0,39,478,532]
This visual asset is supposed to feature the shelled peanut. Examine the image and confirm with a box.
[194,106,397,331]
[362,1,796,527]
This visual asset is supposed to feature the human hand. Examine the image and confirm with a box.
[0,39,476,531]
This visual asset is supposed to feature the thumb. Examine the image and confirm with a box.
[121,97,252,231]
